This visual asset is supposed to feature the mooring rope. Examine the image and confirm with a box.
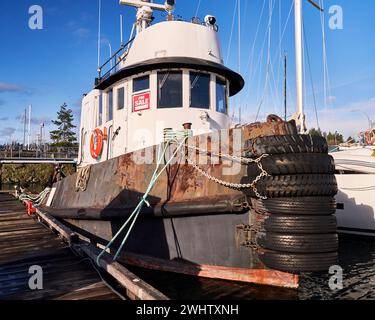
[19,187,51,208]
[96,135,190,265]
[75,165,91,192]
[96,130,270,265]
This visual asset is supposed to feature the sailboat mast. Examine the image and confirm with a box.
[294,0,306,133]
[284,54,287,121]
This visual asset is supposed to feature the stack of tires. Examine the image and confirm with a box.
[244,134,338,273]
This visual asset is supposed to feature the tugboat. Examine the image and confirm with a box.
[40,0,338,288]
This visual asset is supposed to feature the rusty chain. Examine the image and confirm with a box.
[183,144,270,199]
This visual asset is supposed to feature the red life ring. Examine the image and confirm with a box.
[90,128,104,159]
[364,131,375,145]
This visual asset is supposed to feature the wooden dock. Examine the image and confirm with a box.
[0,192,297,300]
[0,192,121,300]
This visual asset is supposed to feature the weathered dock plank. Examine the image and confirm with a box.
[0,193,121,300]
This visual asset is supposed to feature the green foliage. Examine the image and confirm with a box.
[50,103,77,148]
[309,128,345,145]
[326,132,344,145]
[0,164,76,190]
[308,128,323,137]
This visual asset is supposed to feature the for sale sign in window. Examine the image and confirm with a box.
[133,92,150,112]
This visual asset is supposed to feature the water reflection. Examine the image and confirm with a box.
[300,235,375,300]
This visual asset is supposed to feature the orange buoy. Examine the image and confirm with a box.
[25,201,36,216]
[364,131,375,145]
[90,128,104,159]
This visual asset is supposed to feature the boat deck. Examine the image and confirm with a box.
[0,192,121,300]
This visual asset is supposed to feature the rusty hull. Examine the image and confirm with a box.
[50,117,297,214]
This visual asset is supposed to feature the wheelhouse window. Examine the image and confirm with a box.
[157,71,183,108]
[98,94,103,126]
[216,77,228,114]
[107,89,113,121]
[117,87,125,110]
[190,72,210,109]
[133,75,149,93]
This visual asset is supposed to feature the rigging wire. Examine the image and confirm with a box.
[244,0,275,117]
[245,0,291,117]
[194,0,202,18]
[319,0,332,110]
[255,0,275,121]
[276,0,282,92]
[225,0,238,64]
[302,18,308,122]
[303,22,320,130]
[245,0,267,84]
[274,1,294,103]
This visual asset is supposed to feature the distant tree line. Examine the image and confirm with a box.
[308,128,356,145]
[0,103,79,192]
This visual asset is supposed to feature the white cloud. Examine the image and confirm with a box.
[309,98,375,137]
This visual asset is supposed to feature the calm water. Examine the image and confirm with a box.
[129,234,375,300]
[299,234,375,300]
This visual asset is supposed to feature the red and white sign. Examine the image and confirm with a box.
[133,92,150,112]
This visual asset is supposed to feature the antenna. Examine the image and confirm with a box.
[97,0,102,69]
[120,14,124,46]
[119,0,176,32]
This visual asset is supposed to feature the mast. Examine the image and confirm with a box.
[294,0,306,133]
[23,108,26,148]
[284,53,287,121]
[293,0,323,133]
[27,105,31,150]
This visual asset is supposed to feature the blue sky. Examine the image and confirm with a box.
[0,0,374,144]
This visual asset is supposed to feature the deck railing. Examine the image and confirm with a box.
[95,37,135,86]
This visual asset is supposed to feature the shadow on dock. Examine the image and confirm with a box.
[0,193,121,300]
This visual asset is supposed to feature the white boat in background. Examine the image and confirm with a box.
[331,145,375,237]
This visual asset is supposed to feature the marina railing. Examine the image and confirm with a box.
[0,147,78,160]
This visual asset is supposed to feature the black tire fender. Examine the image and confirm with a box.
[243,174,338,198]
[255,214,337,234]
[247,153,335,176]
[258,251,339,273]
[256,233,339,253]
[244,134,328,157]
[251,197,337,215]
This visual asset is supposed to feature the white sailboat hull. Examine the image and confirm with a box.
[335,174,375,237]
[331,148,375,237]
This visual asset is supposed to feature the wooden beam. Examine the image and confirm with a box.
[119,252,299,289]
[79,244,169,300]
[35,207,168,300]
[36,208,79,245]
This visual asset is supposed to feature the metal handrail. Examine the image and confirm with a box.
[97,37,136,83]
